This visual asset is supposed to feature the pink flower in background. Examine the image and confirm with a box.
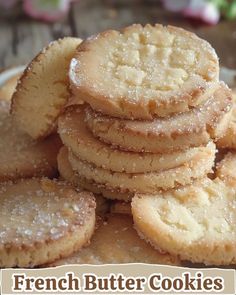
[0,0,234,24]
[183,0,220,25]
[0,0,78,22]
[23,0,74,22]
[162,0,220,25]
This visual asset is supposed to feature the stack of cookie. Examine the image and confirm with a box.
[58,24,232,203]
[0,30,180,268]
[55,24,236,266]
[2,23,236,268]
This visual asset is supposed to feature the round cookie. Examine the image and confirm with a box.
[58,147,133,201]
[59,106,216,173]
[70,24,219,120]
[0,178,96,267]
[68,143,216,193]
[0,105,61,181]
[85,83,232,153]
[216,152,236,187]
[132,178,236,265]
[50,214,180,265]
[11,37,82,139]
[217,92,236,149]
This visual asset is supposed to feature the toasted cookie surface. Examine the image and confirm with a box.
[70,24,219,120]
[50,214,180,265]
[0,105,61,181]
[11,37,82,139]
[58,147,133,201]
[57,147,109,215]
[0,178,96,267]
[59,106,215,173]
[216,152,236,187]
[132,178,236,265]
[86,84,232,153]
[68,143,215,193]
[217,92,236,149]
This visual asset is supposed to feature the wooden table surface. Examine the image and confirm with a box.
[0,0,236,70]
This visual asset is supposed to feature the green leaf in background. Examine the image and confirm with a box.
[23,0,70,22]
[209,0,236,20]
[209,0,228,9]
[225,0,236,19]
[37,0,62,10]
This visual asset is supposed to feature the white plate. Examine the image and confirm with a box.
[0,66,25,87]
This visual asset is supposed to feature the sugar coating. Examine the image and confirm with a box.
[70,24,219,119]
[217,91,236,149]
[68,144,216,193]
[216,152,236,187]
[85,83,232,153]
[132,178,236,265]
[107,35,209,91]
[57,148,110,216]
[0,104,61,181]
[0,178,95,247]
[57,147,133,201]
[58,106,216,173]
[11,37,82,139]
[74,25,218,90]
[50,214,180,265]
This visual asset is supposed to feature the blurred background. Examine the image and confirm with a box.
[0,0,236,70]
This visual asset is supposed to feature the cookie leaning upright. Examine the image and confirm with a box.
[70,24,219,120]
[11,37,82,139]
